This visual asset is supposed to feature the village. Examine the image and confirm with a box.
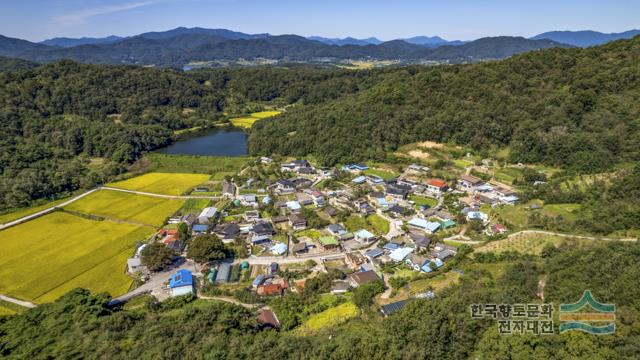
[122,155,521,325]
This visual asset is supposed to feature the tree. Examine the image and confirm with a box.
[187,234,228,263]
[353,280,385,309]
[141,243,174,271]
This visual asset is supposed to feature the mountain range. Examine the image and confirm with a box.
[531,29,640,47]
[1,27,637,67]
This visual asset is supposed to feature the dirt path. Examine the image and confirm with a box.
[507,230,636,242]
[0,294,36,308]
[198,295,260,309]
[99,186,222,200]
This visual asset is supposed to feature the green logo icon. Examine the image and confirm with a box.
[559,290,615,334]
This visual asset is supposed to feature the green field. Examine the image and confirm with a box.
[64,190,184,226]
[0,212,152,303]
[0,196,72,224]
[108,172,210,195]
[145,154,252,176]
[0,300,27,316]
[178,198,211,214]
[367,214,389,234]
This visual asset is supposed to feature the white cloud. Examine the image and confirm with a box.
[54,1,157,25]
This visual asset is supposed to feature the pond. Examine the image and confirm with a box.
[157,127,248,156]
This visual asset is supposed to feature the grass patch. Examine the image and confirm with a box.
[108,172,210,196]
[409,195,438,208]
[363,168,398,180]
[230,117,258,128]
[296,302,358,334]
[179,198,212,215]
[0,300,27,316]
[367,214,389,234]
[408,271,461,295]
[344,216,370,232]
[64,190,184,227]
[0,212,152,303]
[476,234,571,255]
[250,111,281,119]
[295,229,322,240]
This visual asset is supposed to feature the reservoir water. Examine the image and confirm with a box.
[158,127,248,156]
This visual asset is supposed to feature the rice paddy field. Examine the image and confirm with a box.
[108,172,210,195]
[230,111,281,128]
[64,190,185,227]
[0,212,153,303]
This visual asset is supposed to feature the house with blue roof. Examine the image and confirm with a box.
[407,217,441,234]
[383,243,400,251]
[169,269,194,297]
[467,211,488,222]
[389,247,414,262]
[354,229,376,243]
[286,201,302,211]
[270,243,288,255]
[365,248,384,259]
[192,224,209,234]
[352,175,366,184]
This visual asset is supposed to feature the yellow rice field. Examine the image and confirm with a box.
[108,172,210,195]
[0,212,153,303]
[64,189,184,227]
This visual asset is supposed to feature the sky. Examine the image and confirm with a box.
[1,0,638,42]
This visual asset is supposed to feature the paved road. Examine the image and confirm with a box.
[0,189,99,230]
[108,260,197,305]
[239,252,346,265]
[100,186,222,200]
[0,294,36,308]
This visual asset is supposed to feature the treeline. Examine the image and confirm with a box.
[1,242,639,358]
[249,36,640,172]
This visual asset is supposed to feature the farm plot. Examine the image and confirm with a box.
[0,212,152,303]
[108,172,210,195]
[64,190,184,227]
[476,234,570,255]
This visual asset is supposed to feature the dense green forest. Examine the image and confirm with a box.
[1,241,639,359]
[0,62,371,210]
[1,36,639,212]
[249,36,640,173]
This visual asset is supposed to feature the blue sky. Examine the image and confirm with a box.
[1,0,638,41]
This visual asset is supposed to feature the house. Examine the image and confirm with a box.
[409,232,431,250]
[354,200,375,216]
[198,207,218,224]
[405,254,427,271]
[492,223,508,234]
[408,163,430,174]
[387,204,410,218]
[366,175,385,185]
[297,167,316,175]
[213,223,241,243]
[260,156,273,164]
[325,223,345,236]
[407,217,441,234]
[426,179,449,194]
[365,248,384,259]
[354,229,376,243]
[324,206,338,217]
[475,193,497,205]
[272,215,289,223]
[383,243,399,251]
[291,242,307,254]
[262,196,272,205]
[222,181,236,197]
[422,258,444,273]
[385,186,409,200]
[352,175,366,184]
[331,281,350,294]
[241,195,258,207]
[257,283,284,296]
[466,211,488,222]
[251,234,271,245]
[126,258,146,274]
[296,193,314,206]
[169,269,194,297]
[380,300,408,317]
[180,213,197,227]
[389,247,414,262]
[252,222,275,237]
[292,178,313,189]
[343,164,369,172]
[458,174,484,191]
[348,270,379,287]
[319,236,340,250]
[286,201,302,212]
[441,219,456,229]
[253,274,266,288]
[270,243,288,255]
[431,244,458,261]
[161,229,183,252]
[216,263,231,283]
[192,224,209,234]
[307,190,325,206]
[289,214,307,231]
[257,308,280,328]
[244,210,260,222]
[273,179,295,194]
[345,252,366,269]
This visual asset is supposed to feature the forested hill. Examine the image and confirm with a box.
[249,36,640,172]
